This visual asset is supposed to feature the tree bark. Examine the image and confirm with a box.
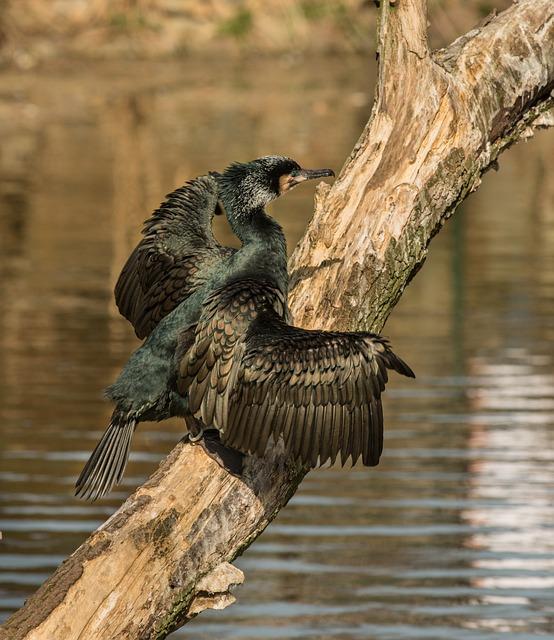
[2,1,552,638]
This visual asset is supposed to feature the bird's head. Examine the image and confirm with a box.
[213,156,335,214]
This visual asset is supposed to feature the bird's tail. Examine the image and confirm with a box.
[75,412,136,501]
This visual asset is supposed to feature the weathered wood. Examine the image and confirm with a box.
[2,1,553,638]
[290,0,554,332]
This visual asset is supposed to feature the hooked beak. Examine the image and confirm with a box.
[294,168,335,184]
[281,167,335,193]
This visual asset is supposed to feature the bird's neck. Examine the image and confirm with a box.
[227,205,281,245]
[227,205,289,292]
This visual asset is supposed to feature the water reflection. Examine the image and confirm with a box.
[0,59,553,639]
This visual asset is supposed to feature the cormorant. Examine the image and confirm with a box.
[178,159,414,466]
[75,156,414,500]
[75,157,336,500]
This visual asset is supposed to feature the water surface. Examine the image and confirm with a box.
[0,58,553,639]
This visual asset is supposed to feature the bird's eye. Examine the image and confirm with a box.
[289,168,300,177]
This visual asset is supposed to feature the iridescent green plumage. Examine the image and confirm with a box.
[76,155,413,501]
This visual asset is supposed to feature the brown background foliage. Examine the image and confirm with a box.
[1,0,511,67]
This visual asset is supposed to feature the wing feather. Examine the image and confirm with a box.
[115,175,235,339]
[178,279,414,468]
[233,312,414,467]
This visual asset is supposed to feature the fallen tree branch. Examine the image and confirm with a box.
[2,1,553,638]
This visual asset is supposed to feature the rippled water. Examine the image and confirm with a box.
[0,59,553,639]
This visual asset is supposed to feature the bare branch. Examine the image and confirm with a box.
[289,0,553,331]
[2,1,553,638]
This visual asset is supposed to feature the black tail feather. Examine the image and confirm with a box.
[75,413,136,501]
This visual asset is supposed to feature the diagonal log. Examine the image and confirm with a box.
[290,0,554,331]
[2,1,553,638]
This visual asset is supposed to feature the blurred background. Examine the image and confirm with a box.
[1,1,553,638]
[1,0,512,66]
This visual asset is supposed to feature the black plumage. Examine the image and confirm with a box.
[77,174,236,500]
[178,278,414,469]
[76,155,413,501]
[75,413,136,501]
[115,174,234,339]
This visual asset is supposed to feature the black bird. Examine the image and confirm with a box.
[76,157,337,500]
[177,160,415,468]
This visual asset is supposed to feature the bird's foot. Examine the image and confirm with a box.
[185,413,205,442]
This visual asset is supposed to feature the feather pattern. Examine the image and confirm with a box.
[115,175,235,339]
[77,156,413,501]
[75,412,137,501]
[179,279,415,468]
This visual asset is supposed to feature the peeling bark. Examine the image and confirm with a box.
[290,0,553,332]
[1,1,553,638]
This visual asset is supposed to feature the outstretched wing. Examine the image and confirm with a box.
[115,174,235,339]
[178,278,288,430]
[179,280,414,468]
